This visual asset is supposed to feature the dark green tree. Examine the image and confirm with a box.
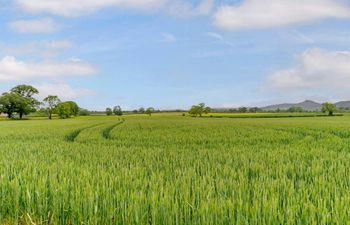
[189,105,201,117]
[106,108,113,116]
[56,101,80,119]
[10,85,39,119]
[146,107,154,116]
[113,106,123,116]
[139,107,145,114]
[322,102,336,116]
[43,95,61,119]
[0,92,22,118]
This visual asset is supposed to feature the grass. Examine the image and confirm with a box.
[0,114,350,224]
[202,112,343,118]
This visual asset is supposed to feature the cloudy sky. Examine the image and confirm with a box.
[1,0,350,110]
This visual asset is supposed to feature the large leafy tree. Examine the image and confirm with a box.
[106,108,113,116]
[322,102,336,116]
[0,92,22,118]
[113,106,123,116]
[11,85,38,98]
[56,101,80,119]
[65,101,79,116]
[189,103,211,117]
[10,85,39,119]
[43,95,61,119]
[146,107,154,116]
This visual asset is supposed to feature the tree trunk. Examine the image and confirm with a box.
[7,113,11,119]
[49,113,52,120]
[20,112,23,119]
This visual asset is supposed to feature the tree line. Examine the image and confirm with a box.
[0,84,80,119]
[188,102,337,116]
[0,84,339,119]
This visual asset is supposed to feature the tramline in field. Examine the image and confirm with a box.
[0,114,350,224]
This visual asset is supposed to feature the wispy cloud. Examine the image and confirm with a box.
[214,0,350,30]
[0,56,96,81]
[1,40,73,58]
[160,33,177,43]
[267,48,350,90]
[9,18,59,33]
[207,32,235,47]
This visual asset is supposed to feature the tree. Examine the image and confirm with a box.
[146,107,154,116]
[43,95,61,119]
[0,92,22,118]
[79,108,90,116]
[249,107,260,113]
[11,85,38,98]
[65,101,79,116]
[288,106,303,113]
[10,85,39,119]
[106,108,113,116]
[322,102,336,116]
[189,103,211,117]
[139,107,145,114]
[56,101,80,119]
[204,106,212,114]
[189,105,201,117]
[113,106,123,116]
[238,107,248,113]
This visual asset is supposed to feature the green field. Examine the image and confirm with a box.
[1,114,350,224]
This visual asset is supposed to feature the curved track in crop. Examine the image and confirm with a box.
[65,124,102,142]
[101,119,125,139]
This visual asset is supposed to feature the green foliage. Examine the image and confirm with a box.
[106,107,113,116]
[79,108,90,116]
[0,92,22,118]
[322,102,337,116]
[139,107,145,114]
[43,95,61,119]
[56,101,80,119]
[0,115,350,224]
[249,107,261,113]
[10,84,38,98]
[146,107,154,116]
[189,103,211,117]
[288,106,303,113]
[238,107,248,113]
[113,105,123,116]
[0,84,39,119]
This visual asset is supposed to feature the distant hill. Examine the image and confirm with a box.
[262,100,322,111]
[335,101,350,109]
[214,100,350,112]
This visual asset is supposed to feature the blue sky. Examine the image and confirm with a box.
[1,0,350,110]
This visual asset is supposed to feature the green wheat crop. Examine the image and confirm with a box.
[0,114,350,224]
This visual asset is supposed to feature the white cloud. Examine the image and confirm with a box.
[9,18,59,33]
[37,83,95,99]
[0,56,96,81]
[16,0,212,17]
[161,33,177,43]
[206,32,234,47]
[2,40,73,57]
[268,48,350,90]
[214,0,350,30]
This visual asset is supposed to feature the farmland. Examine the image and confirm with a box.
[1,113,350,224]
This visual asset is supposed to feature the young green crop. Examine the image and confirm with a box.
[0,114,350,224]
